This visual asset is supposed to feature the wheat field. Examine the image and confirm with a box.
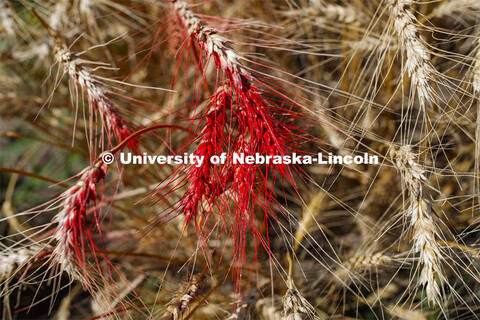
[0,0,479,319]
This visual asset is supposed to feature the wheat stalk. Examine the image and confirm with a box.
[387,305,427,320]
[391,146,444,305]
[331,251,396,289]
[433,0,480,18]
[282,277,318,320]
[344,252,393,271]
[54,43,137,151]
[161,276,203,320]
[170,1,304,286]
[473,38,480,94]
[0,246,40,282]
[52,160,107,282]
[285,3,365,26]
[390,0,436,108]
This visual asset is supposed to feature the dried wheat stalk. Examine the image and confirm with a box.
[161,276,203,320]
[54,44,136,150]
[0,246,40,282]
[391,146,444,304]
[433,0,480,18]
[390,0,436,108]
[282,277,317,320]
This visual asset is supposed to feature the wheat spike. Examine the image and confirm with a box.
[282,277,318,320]
[390,0,436,108]
[473,38,480,94]
[161,276,203,320]
[391,146,444,305]
[0,246,40,282]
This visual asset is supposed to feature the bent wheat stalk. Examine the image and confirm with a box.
[170,0,302,281]
[54,44,137,152]
[53,160,107,283]
[52,124,184,287]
